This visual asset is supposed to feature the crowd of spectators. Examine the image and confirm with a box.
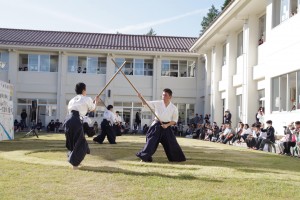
[174,108,300,158]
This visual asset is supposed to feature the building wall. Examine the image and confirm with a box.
[198,0,300,134]
[0,47,201,128]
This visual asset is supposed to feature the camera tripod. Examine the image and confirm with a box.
[23,128,39,138]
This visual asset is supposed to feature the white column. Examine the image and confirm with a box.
[57,52,67,121]
[195,56,203,114]
[210,44,223,123]
[106,54,115,106]
[155,56,162,100]
[205,53,211,116]
[242,16,259,124]
[227,33,237,125]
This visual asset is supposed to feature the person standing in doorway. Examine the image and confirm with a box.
[135,110,141,132]
[20,109,27,130]
[136,88,186,162]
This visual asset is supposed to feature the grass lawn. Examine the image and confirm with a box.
[1,132,300,200]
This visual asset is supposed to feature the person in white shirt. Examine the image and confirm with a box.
[114,111,123,136]
[65,82,99,170]
[136,88,186,162]
[93,105,117,144]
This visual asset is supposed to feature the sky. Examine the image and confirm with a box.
[0,0,225,37]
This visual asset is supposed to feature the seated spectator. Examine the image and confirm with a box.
[143,124,149,134]
[36,119,43,131]
[93,121,99,134]
[55,119,61,133]
[283,122,296,156]
[245,124,258,149]
[47,120,56,132]
[258,120,275,151]
[232,122,244,144]
[241,124,252,142]
[294,121,300,157]
[132,123,138,134]
[14,119,20,132]
[217,123,234,144]
[123,122,130,134]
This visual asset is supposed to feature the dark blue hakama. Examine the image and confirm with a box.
[65,110,90,166]
[136,122,186,162]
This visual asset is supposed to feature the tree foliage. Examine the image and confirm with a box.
[200,5,220,35]
[145,28,157,36]
[222,0,232,10]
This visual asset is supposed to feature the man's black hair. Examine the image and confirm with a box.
[75,82,86,94]
[266,120,272,125]
[107,105,113,110]
[163,88,173,96]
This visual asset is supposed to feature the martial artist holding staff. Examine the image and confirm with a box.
[136,88,186,162]
[65,82,99,169]
[93,105,117,144]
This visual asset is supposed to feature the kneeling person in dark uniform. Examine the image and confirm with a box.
[93,105,117,144]
[65,82,99,169]
[136,88,186,162]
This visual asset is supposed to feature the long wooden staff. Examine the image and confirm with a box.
[111,59,162,123]
[96,61,126,97]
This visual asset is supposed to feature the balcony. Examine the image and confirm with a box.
[257,43,266,65]
[253,64,265,80]
[218,80,226,92]
[232,74,243,87]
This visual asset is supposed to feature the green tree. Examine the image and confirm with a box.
[145,28,157,36]
[200,5,220,35]
[222,0,232,10]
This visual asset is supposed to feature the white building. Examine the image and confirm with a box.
[191,0,300,134]
[0,29,201,128]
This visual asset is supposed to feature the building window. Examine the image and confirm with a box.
[272,70,300,112]
[188,61,196,77]
[115,58,153,76]
[144,59,153,76]
[134,59,144,75]
[237,31,243,57]
[19,54,58,72]
[162,60,196,77]
[177,103,195,125]
[236,95,243,124]
[161,60,170,76]
[258,15,266,45]
[288,72,297,110]
[0,51,9,71]
[68,56,78,73]
[68,56,106,74]
[290,0,298,16]
[258,89,265,108]
[273,0,298,28]
[281,0,289,22]
[98,57,106,74]
[222,43,227,66]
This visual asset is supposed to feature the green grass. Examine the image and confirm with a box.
[1,132,300,200]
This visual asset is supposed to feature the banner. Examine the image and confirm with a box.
[0,80,14,141]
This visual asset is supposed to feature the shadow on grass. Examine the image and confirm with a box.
[79,165,223,182]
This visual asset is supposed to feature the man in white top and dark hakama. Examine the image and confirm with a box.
[93,105,117,144]
[65,82,99,169]
[136,88,186,162]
